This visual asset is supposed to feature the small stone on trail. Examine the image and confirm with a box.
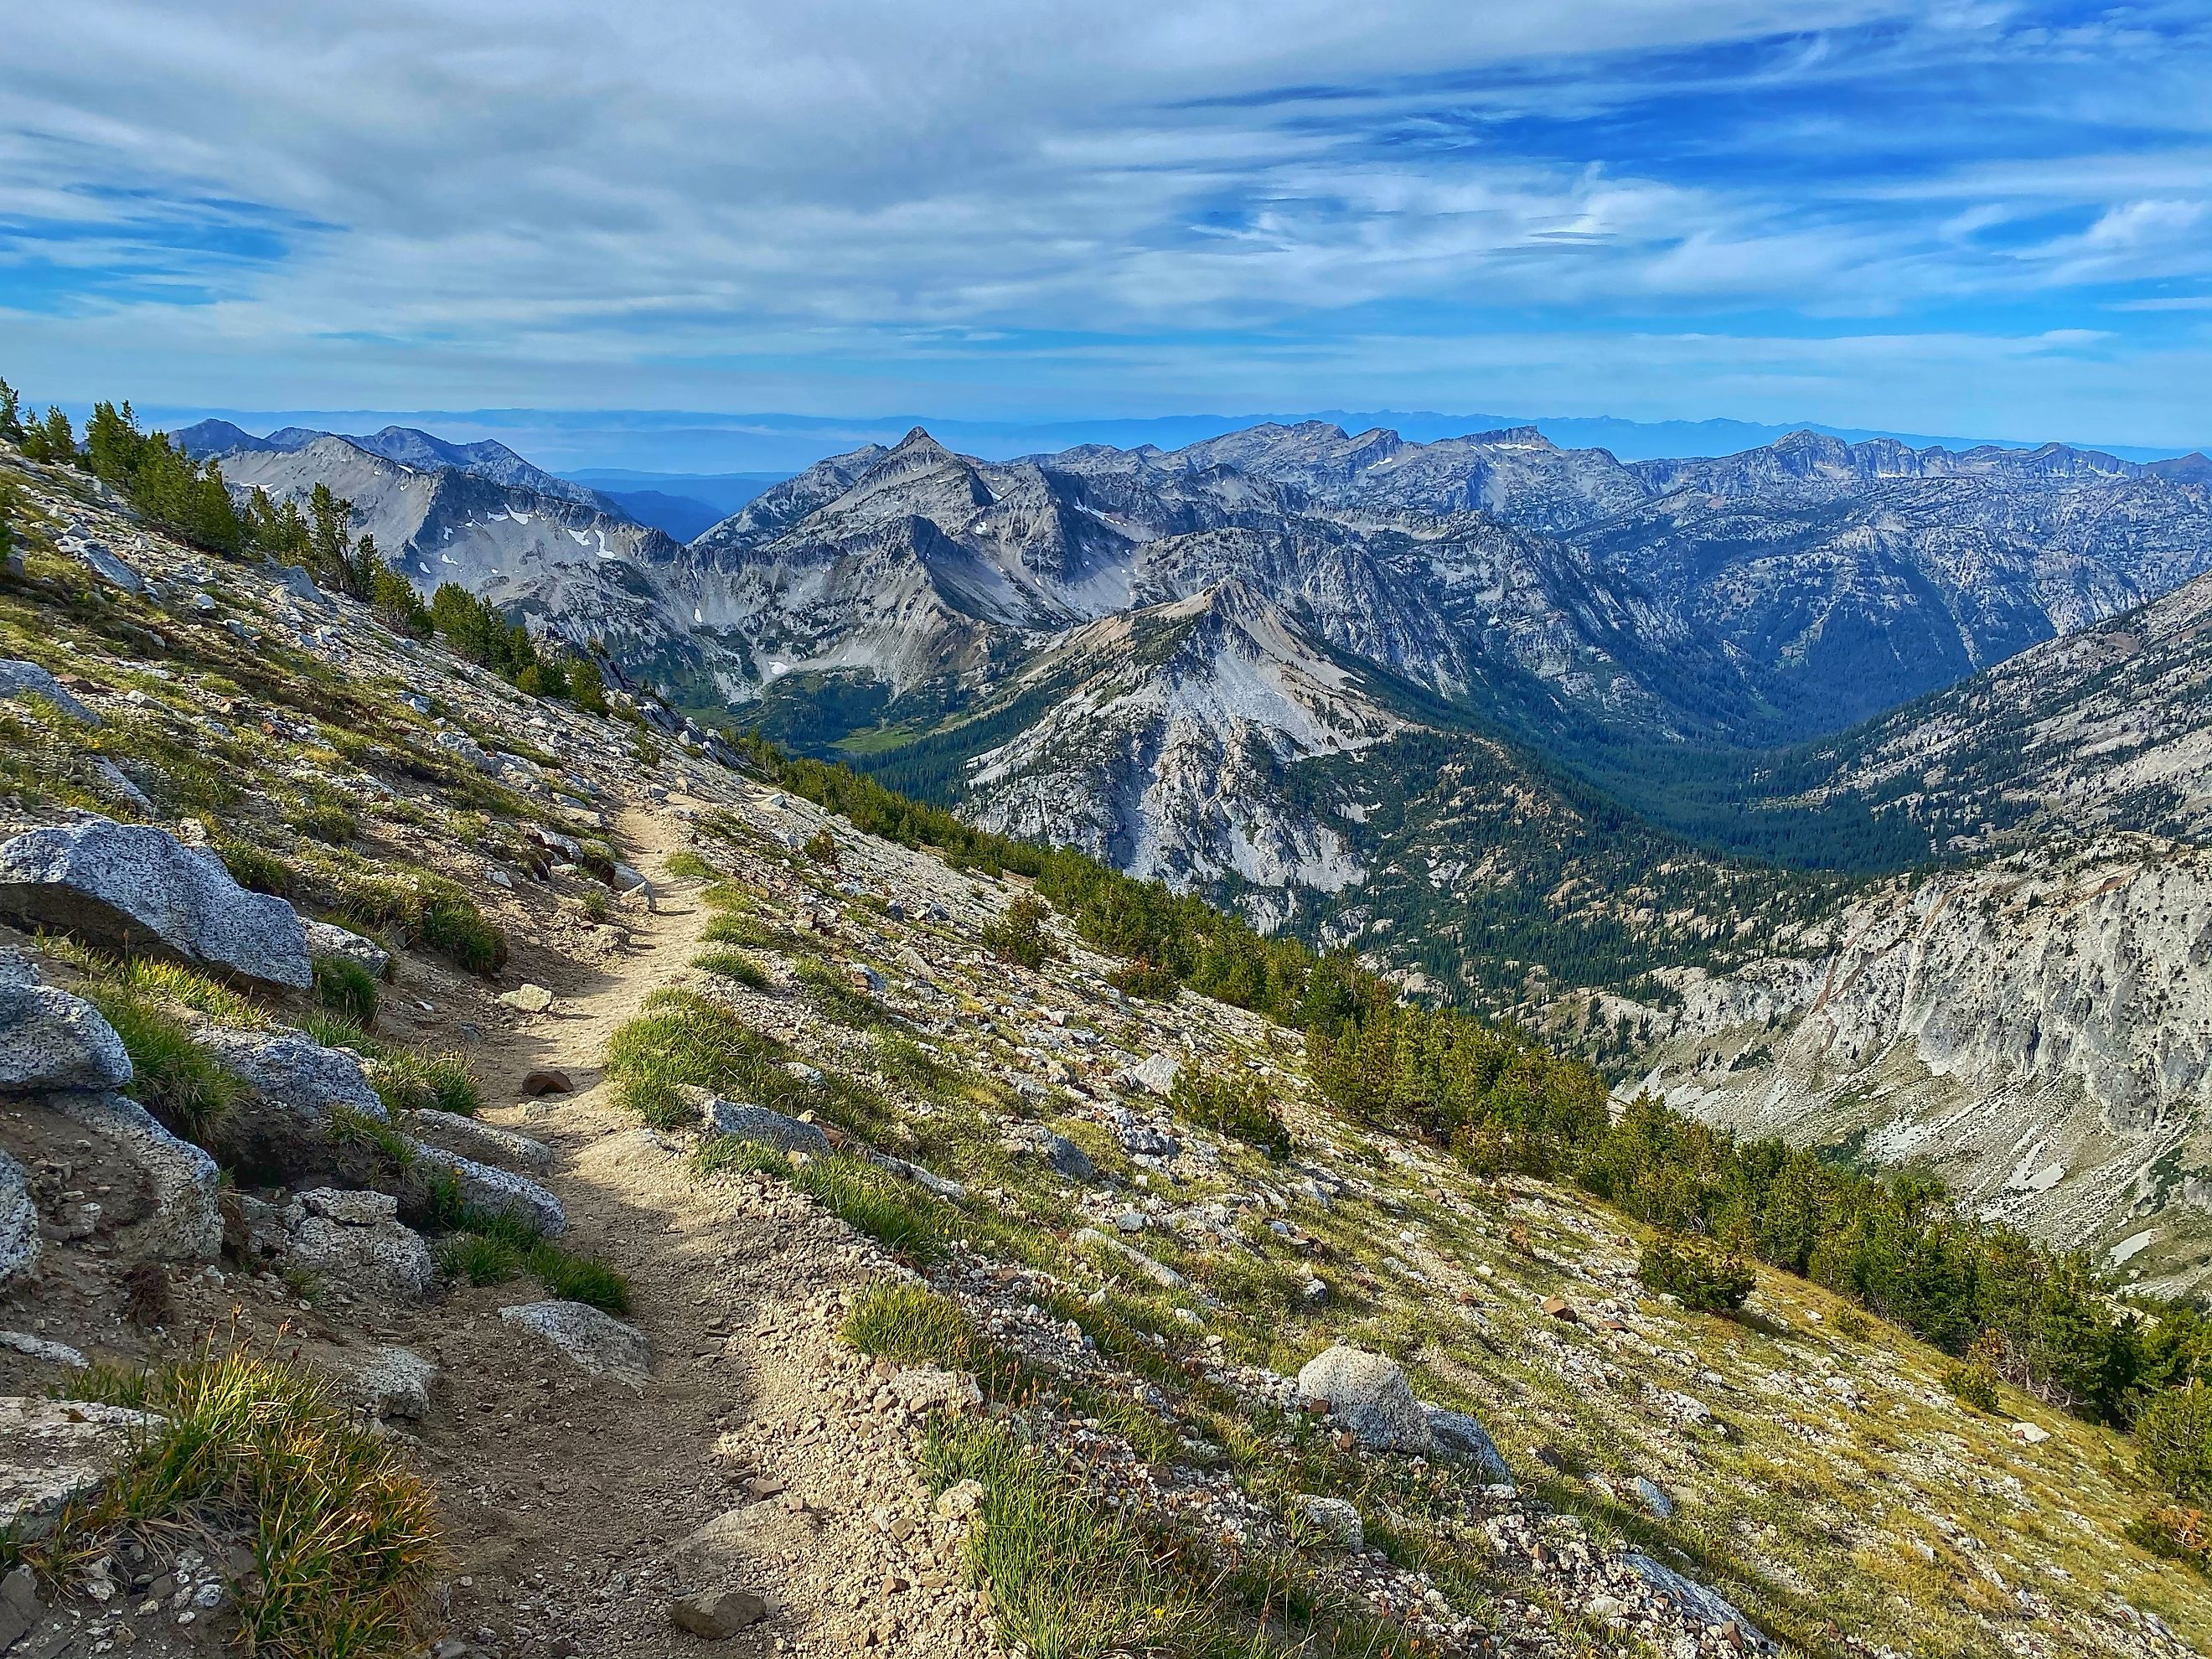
[521,1068,575,1096]
[669,1589,767,1637]
[499,983,556,1014]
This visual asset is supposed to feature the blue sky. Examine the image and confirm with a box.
[3,2,2209,462]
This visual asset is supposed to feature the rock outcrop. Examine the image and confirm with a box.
[0,951,132,1093]
[0,819,312,990]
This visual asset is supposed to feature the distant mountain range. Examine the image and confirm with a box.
[176,408,2212,1275]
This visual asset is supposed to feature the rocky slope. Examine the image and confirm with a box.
[1765,568,2212,860]
[1632,838,2212,1287]
[3,437,2209,1659]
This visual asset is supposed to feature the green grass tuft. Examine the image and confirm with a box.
[663,849,718,881]
[923,1415,1202,1659]
[438,1233,522,1285]
[694,948,772,990]
[19,1342,439,1659]
[313,953,381,1028]
[791,1155,942,1259]
[842,1279,979,1369]
[78,984,241,1145]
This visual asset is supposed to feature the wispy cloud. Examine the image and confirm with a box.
[0,1,2205,447]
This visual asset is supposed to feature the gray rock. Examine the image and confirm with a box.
[871,1152,966,1202]
[90,758,153,814]
[1006,1124,1097,1181]
[0,1332,87,1367]
[1619,1553,1772,1651]
[0,1152,38,1285]
[610,862,651,894]
[409,1108,555,1174]
[1632,1476,1673,1517]
[353,1346,437,1419]
[0,660,97,725]
[285,1189,435,1298]
[669,1589,767,1638]
[500,1300,649,1383]
[0,952,132,1094]
[267,562,331,610]
[1424,1404,1513,1486]
[1128,1053,1180,1094]
[1292,1493,1363,1548]
[197,1026,385,1169]
[0,1561,43,1651]
[409,1142,567,1237]
[683,1087,830,1157]
[302,918,390,979]
[0,819,312,990]
[1074,1226,1186,1289]
[1296,1346,1433,1454]
[48,1091,222,1262]
[0,1397,163,1542]
[74,541,144,593]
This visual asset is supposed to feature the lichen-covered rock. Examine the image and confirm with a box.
[408,1108,555,1174]
[0,1151,36,1285]
[1296,1345,1433,1454]
[0,1397,163,1542]
[302,918,390,979]
[352,1346,437,1419]
[0,951,133,1094]
[47,1091,222,1262]
[0,819,312,990]
[1424,1403,1513,1486]
[681,1086,830,1156]
[280,1188,436,1298]
[0,955,131,1097]
[500,1300,649,1383]
[0,659,98,725]
[409,1142,566,1237]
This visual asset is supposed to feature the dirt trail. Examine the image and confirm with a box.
[406,808,992,1659]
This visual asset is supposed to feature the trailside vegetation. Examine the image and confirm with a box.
[748,732,2212,1445]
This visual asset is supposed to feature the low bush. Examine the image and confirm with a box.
[1106,959,1181,1000]
[980,893,1056,969]
[1637,1231,1755,1315]
[18,1342,438,1657]
[1167,1067,1293,1160]
[2125,1505,2212,1571]
[1944,1359,2003,1414]
[802,827,840,866]
[2138,1378,2212,1502]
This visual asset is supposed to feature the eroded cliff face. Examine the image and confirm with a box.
[1639,838,2212,1289]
